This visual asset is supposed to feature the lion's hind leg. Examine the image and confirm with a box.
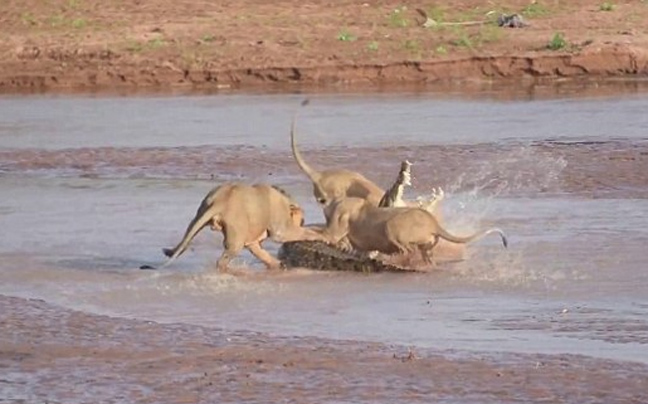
[417,235,440,267]
[217,223,245,272]
[388,242,417,268]
[417,243,436,267]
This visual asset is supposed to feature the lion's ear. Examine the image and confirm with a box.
[289,204,302,215]
[289,204,305,226]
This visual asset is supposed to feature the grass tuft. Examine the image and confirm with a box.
[20,12,38,26]
[522,1,551,17]
[388,6,409,28]
[547,32,567,50]
[599,2,615,11]
[435,45,448,55]
[337,30,357,42]
[71,18,87,29]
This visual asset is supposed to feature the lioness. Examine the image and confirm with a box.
[321,197,508,266]
[291,100,444,218]
[162,182,323,271]
[290,104,384,207]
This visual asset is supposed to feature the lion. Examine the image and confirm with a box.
[290,101,384,207]
[320,197,508,267]
[290,99,444,218]
[161,182,324,271]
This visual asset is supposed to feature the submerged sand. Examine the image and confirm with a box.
[2,295,647,404]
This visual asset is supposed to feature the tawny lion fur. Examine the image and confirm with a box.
[321,197,508,266]
[290,101,444,219]
[290,113,384,207]
[162,182,323,271]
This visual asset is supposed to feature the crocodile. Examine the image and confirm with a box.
[278,240,421,273]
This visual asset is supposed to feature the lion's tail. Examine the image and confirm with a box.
[161,195,222,267]
[291,99,322,184]
[435,225,508,248]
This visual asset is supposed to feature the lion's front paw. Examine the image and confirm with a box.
[334,238,354,252]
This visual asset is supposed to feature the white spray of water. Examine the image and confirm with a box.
[136,255,331,298]
[412,145,569,288]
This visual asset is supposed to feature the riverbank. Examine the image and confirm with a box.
[2,0,648,92]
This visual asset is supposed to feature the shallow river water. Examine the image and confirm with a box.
[1,82,647,403]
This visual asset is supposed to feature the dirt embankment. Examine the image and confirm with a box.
[2,0,648,92]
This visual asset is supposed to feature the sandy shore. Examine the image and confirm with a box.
[2,0,648,92]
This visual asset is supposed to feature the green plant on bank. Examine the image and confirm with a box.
[404,39,420,51]
[599,2,615,11]
[126,40,143,52]
[20,12,38,26]
[147,37,166,49]
[403,39,422,59]
[422,6,498,31]
[367,40,379,51]
[47,13,89,29]
[388,5,409,27]
[547,32,567,50]
[453,35,473,48]
[451,26,473,48]
[435,45,448,55]
[449,23,503,50]
[67,0,82,10]
[418,5,448,30]
[180,51,205,71]
[521,1,551,17]
[477,24,503,44]
[126,37,167,53]
[424,5,447,25]
[337,30,356,42]
[48,13,66,27]
[456,6,490,22]
[201,34,216,43]
[71,18,87,28]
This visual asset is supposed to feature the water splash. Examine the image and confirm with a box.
[412,145,569,288]
[442,144,567,195]
[449,246,569,289]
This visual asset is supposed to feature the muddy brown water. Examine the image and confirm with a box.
[1,83,648,403]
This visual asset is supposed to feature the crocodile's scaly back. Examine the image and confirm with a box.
[278,240,419,273]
